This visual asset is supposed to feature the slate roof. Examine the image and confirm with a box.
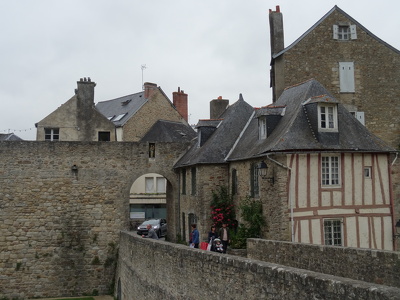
[174,94,254,167]
[0,133,23,141]
[95,91,147,127]
[273,5,400,59]
[141,120,196,143]
[227,79,395,161]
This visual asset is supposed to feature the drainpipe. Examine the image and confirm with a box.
[265,154,294,242]
[390,152,398,250]
[177,171,181,240]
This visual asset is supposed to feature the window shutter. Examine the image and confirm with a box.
[339,62,355,92]
[350,24,357,39]
[355,112,365,125]
[333,25,339,39]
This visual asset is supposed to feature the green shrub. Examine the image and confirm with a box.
[230,196,266,249]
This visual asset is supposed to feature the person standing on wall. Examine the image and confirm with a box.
[190,224,199,248]
[218,223,230,253]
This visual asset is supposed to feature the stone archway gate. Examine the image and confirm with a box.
[0,140,188,298]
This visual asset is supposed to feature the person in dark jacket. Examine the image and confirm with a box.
[208,225,218,251]
[190,224,199,248]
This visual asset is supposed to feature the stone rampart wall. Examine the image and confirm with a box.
[247,239,400,288]
[0,141,186,299]
[116,231,400,300]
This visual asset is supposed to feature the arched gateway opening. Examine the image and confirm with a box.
[129,173,167,230]
[127,169,177,241]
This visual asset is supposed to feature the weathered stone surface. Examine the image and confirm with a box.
[116,231,400,299]
[247,239,400,289]
[0,140,188,299]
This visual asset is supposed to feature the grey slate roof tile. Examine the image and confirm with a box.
[95,92,146,127]
[174,94,254,167]
[141,120,196,143]
[0,133,23,141]
[228,79,395,161]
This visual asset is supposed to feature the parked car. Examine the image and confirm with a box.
[137,219,167,238]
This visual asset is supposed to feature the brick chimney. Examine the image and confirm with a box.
[269,5,284,56]
[144,82,158,99]
[210,96,229,119]
[172,87,188,122]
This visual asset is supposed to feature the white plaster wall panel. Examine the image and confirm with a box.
[333,190,342,206]
[321,191,331,207]
[383,216,393,250]
[310,155,319,208]
[358,217,370,249]
[300,219,310,243]
[311,219,321,245]
[372,216,382,249]
[344,154,353,206]
[298,155,308,208]
[353,156,363,206]
[346,217,357,248]
[364,175,373,205]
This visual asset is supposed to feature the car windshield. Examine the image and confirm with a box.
[141,220,159,226]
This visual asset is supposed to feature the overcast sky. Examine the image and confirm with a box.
[1,0,399,140]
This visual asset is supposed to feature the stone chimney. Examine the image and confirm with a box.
[210,96,229,119]
[76,77,96,110]
[144,82,158,99]
[269,5,284,56]
[172,87,188,122]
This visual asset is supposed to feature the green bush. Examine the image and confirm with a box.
[230,196,266,249]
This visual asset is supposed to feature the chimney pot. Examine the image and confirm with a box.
[276,5,280,12]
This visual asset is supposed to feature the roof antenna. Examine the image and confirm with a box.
[141,64,147,90]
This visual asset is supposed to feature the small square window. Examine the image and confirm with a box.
[338,26,350,40]
[364,167,372,179]
[44,128,59,141]
[318,104,338,132]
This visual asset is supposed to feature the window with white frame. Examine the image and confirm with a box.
[318,104,338,131]
[321,156,340,186]
[324,219,343,246]
[364,167,372,179]
[333,24,357,40]
[44,128,59,141]
[339,62,355,93]
[258,117,267,139]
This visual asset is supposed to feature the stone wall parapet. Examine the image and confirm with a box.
[116,231,400,299]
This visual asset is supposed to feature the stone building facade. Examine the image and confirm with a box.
[96,82,189,142]
[269,6,400,245]
[36,78,116,141]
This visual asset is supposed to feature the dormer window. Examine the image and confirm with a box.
[258,116,267,139]
[333,24,357,40]
[318,104,338,132]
